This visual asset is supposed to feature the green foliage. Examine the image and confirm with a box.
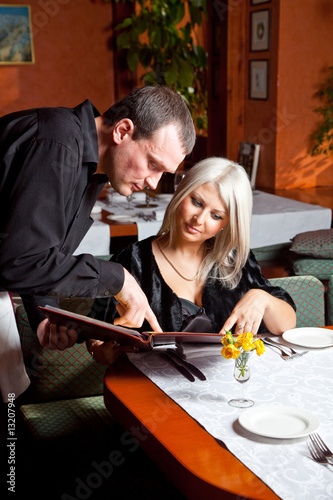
[311,66,333,156]
[114,0,208,133]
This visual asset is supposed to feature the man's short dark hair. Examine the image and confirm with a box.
[103,86,196,155]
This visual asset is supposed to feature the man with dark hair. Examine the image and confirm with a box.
[0,86,196,401]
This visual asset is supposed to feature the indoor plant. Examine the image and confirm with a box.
[113,0,208,134]
[311,65,333,156]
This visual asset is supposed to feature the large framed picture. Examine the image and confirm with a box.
[0,5,35,64]
[250,9,270,51]
[249,60,269,100]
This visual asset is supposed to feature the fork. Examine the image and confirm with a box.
[310,433,333,462]
[261,336,308,358]
[307,438,332,466]
[261,338,302,360]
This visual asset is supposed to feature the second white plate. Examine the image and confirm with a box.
[282,327,333,348]
[238,405,319,439]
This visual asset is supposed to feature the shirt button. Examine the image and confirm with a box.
[104,290,111,296]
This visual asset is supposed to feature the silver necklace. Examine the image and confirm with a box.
[157,241,200,282]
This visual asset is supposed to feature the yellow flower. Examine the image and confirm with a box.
[236,332,253,345]
[242,339,255,352]
[221,331,234,346]
[254,339,265,356]
[221,344,240,359]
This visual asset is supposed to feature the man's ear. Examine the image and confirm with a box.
[112,118,134,144]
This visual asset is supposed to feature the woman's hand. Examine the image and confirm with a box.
[37,318,78,350]
[220,289,296,336]
[86,339,139,366]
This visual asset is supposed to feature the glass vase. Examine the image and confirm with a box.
[228,351,254,408]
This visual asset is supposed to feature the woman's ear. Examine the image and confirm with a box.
[112,118,135,144]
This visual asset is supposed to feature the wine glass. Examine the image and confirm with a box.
[228,352,254,408]
[173,170,185,192]
[135,187,158,208]
[125,194,133,210]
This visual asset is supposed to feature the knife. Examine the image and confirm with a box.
[166,348,206,381]
[160,352,195,382]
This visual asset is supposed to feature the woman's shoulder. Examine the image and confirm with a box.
[111,236,155,264]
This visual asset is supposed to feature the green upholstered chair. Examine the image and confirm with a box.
[268,275,325,327]
[16,297,105,404]
[289,229,333,324]
[16,296,111,443]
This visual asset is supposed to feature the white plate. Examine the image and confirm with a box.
[239,405,319,439]
[107,214,136,222]
[282,327,333,348]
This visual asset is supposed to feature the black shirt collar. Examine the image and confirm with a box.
[74,99,100,165]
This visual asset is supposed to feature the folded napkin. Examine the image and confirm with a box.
[152,209,165,221]
[176,342,223,360]
[136,221,162,241]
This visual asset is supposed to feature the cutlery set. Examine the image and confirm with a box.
[307,433,333,466]
[261,336,308,360]
[160,349,206,382]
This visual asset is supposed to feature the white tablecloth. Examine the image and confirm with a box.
[97,192,171,241]
[251,191,332,248]
[128,341,333,500]
[88,190,332,251]
[73,219,110,256]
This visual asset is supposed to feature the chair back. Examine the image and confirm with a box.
[269,275,325,328]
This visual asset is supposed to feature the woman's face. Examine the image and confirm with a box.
[176,183,229,243]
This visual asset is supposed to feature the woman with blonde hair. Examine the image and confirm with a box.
[88,157,296,364]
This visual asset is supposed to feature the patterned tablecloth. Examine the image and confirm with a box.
[128,340,333,500]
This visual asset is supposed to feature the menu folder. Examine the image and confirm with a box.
[39,305,222,351]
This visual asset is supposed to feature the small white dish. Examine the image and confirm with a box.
[282,327,333,348]
[239,405,319,439]
[107,214,136,222]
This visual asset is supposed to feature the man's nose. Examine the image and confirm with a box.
[145,173,163,191]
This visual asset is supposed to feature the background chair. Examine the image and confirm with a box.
[269,275,325,327]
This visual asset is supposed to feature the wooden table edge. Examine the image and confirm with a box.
[104,357,279,500]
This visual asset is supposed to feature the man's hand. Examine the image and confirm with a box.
[37,318,78,350]
[114,269,162,331]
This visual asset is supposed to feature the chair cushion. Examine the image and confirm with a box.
[269,275,325,327]
[290,229,333,258]
[19,395,113,441]
[293,258,333,280]
[16,298,106,403]
[252,242,292,261]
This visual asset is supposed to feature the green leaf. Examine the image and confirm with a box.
[116,32,130,49]
[165,60,179,86]
[127,51,139,71]
[179,61,194,87]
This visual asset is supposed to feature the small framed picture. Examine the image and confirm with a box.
[250,9,270,51]
[249,60,269,100]
[251,0,271,5]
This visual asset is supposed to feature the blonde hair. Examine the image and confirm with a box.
[157,157,253,288]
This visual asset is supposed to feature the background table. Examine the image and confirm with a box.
[250,190,332,248]
[80,190,332,255]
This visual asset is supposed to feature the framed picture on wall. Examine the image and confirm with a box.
[250,9,270,51]
[238,142,260,189]
[249,60,269,100]
[0,5,35,64]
